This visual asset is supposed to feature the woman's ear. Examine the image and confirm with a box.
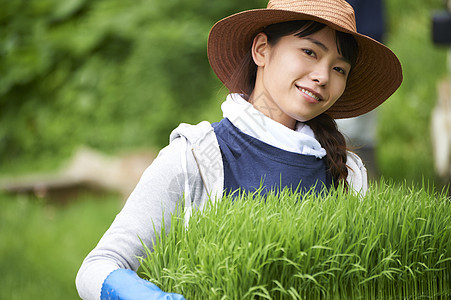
[251,32,269,67]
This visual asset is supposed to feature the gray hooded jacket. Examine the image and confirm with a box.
[76,121,367,300]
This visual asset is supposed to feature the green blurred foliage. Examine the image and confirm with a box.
[0,0,448,185]
[378,0,448,183]
[0,0,265,173]
[0,192,121,299]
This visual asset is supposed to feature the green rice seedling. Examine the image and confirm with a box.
[139,181,451,299]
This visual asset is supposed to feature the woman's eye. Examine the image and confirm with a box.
[334,66,346,75]
[303,49,316,57]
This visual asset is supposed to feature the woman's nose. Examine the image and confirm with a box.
[310,67,329,86]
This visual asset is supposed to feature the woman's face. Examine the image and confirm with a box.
[249,26,351,129]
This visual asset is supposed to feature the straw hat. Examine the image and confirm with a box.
[207,0,403,119]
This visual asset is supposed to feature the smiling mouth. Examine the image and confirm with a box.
[298,87,322,102]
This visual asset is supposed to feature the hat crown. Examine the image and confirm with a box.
[267,0,357,32]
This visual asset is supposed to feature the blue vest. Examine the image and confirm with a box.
[212,118,332,196]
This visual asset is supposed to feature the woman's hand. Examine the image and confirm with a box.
[101,269,185,300]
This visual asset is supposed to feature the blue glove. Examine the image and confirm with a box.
[101,269,185,300]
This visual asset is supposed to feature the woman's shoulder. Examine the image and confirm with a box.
[346,151,364,168]
[167,120,224,201]
[346,151,368,195]
[169,121,216,144]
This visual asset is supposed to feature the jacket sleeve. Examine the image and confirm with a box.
[75,137,196,300]
[346,151,368,196]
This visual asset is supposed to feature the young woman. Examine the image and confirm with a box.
[76,0,402,299]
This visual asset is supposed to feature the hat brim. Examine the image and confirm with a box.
[207,9,403,119]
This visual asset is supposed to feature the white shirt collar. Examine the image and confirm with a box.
[221,94,327,158]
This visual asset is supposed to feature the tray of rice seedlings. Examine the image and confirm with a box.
[139,181,451,299]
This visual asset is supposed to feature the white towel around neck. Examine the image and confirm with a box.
[221,94,327,158]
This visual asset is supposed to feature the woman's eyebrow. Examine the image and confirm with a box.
[303,37,350,64]
[304,37,328,51]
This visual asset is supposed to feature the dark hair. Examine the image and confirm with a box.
[229,21,359,188]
